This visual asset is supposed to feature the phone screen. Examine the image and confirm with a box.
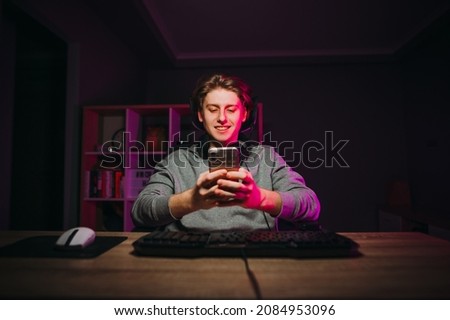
[208,147,240,172]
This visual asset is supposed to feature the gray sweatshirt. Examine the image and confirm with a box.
[131,143,320,232]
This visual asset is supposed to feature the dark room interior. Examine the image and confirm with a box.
[1,0,450,235]
[2,0,450,303]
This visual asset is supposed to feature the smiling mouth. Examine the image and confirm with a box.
[215,126,231,132]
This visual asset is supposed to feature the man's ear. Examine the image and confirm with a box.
[197,110,204,123]
[243,108,248,122]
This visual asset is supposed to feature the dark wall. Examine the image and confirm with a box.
[1,0,146,229]
[401,17,450,213]
[144,64,408,232]
[7,3,67,230]
[0,0,15,229]
[13,0,147,106]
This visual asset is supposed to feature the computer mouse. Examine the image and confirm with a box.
[55,227,96,250]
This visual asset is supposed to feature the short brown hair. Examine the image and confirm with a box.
[191,74,254,113]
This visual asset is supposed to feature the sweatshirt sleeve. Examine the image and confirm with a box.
[131,158,178,228]
[267,147,321,222]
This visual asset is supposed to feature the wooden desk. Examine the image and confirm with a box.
[1,231,450,299]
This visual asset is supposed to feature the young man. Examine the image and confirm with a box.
[132,74,320,232]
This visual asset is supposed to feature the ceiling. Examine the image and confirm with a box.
[87,0,450,67]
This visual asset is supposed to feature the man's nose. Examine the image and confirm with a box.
[217,109,227,123]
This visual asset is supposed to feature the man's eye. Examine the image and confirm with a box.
[227,108,236,113]
[208,108,218,113]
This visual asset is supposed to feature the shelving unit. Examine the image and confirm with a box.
[80,103,263,231]
[80,104,191,231]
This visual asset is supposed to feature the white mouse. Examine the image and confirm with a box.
[55,227,96,249]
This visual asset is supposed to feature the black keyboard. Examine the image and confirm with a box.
[132,230,360,258]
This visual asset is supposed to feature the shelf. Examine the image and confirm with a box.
[127,151,167,156]
[84,198,125,202]
[80,104,191,232]
[84,151,125,156]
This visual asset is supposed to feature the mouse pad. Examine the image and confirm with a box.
[0,236,127,259]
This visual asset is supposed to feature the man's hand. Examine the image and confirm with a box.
[215,168,281,216]
[168,169,229,218]
[169,168,281,219]
[192,169,230,209]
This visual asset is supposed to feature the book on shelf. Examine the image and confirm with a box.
[114,171,124,198]
[86,169,124,199]
[101,170,113,198]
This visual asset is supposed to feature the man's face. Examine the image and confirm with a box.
[198,88,247,145]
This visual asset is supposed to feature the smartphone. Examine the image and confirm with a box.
[208,147,240,172]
